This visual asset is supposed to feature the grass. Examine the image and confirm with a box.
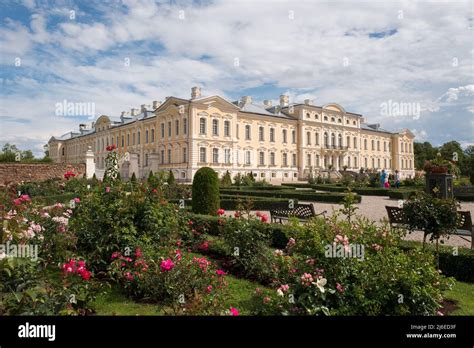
[93,285,162,316]
[92,273,263,316]
[443,281,474,315]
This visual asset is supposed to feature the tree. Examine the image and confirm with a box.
[167,170,176,186]
[220,170,232,187]
[414,141,437,170]
[192,167,220,215]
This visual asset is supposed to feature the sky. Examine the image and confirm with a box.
[0,0,473,157]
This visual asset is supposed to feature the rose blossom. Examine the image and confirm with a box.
[217,208,225,216]
[160,259,175,272]
[230,307,239,316]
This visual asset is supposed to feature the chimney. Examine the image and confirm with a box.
[141,104,147,113]
[152,100,161,109]
[131,108,138,116]
[263,100,272,107]
[280,95,289,107]
[79,124,86,132]
[121,111,126,117]
[240,96,252,106]
[191,86,201,99]
[304,99,312,106]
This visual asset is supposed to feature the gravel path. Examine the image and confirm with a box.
[227,196,474,249]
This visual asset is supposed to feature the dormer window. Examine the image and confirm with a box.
[338,118,342,123]
[331,117,335,122]
[306,113,310,118]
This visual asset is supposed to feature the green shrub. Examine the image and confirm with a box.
[192,167,220,215]
[219,189,360,203]
[220,170,232,187]
[220,214,276,283]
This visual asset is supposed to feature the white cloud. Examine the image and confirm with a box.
[1,0,473,155]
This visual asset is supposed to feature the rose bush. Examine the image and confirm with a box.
[108,247,231,315]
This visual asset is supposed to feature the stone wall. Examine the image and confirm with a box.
[0,163,86,184]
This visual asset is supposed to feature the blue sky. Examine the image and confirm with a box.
[0,0,473,156]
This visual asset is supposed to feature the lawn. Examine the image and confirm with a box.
[443,281,474,315]
[93,279,474,316]
[93,274,263,316]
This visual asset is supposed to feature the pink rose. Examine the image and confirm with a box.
[217,208,225,216]
[160,259,175,272]
[230,307,239,316]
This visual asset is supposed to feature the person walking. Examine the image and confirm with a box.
[394,170,400,189]
[380,169,386,188]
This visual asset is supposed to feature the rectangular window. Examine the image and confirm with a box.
[168,149,171,164]
[161,150,164,164]
[137,131,141,145]
[151,129,155,142]
[200,118,206,135]
[183,118,187,134]
[315,133,319,145]
[245,150,251,165]
[353,137,357,149]
[259,127,264,141]
[176,120,179,136]
[245,125,251,140]
[145,130,149,144]
[161,123,165,138]
[259,151,264,165]
[224,121,230,137]
[283,129,287,143]
[183,147,187,162]
[200,147,206,162]
[127,134,130,146]
[212,148,219,163]
[270,128,275,142]
[270,152,275,165]
[236,124,239,139]
[282,153,288,166]
[307,154,311,166]
[292,153,296,166]
[212,119,219,136]
[292,130,296,144]
[168,122,172,137]
[121,135,124,147]
[224,149,231,164]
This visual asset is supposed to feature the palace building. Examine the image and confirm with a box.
[48,87,415,182]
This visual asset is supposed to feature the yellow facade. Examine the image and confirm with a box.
[48,87,415,181]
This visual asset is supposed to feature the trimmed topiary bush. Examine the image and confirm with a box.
[192,167,220,215]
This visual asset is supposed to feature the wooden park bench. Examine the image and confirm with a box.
[270,203,326,224]
[385,206,474,249]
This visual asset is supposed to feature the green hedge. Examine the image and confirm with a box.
[32,193,78,205]
[220,189,361,203]
[225,185,296,191]
[187,213,291,247]
[454,194,474,202]
[170,196,299,211]
[388,190,418,200]
[400,241,474,282]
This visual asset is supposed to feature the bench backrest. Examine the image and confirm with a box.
[457,211,473,231]
[385,206,407,224]
[270,203,315,219]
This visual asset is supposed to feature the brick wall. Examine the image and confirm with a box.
[0,163,86,184]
